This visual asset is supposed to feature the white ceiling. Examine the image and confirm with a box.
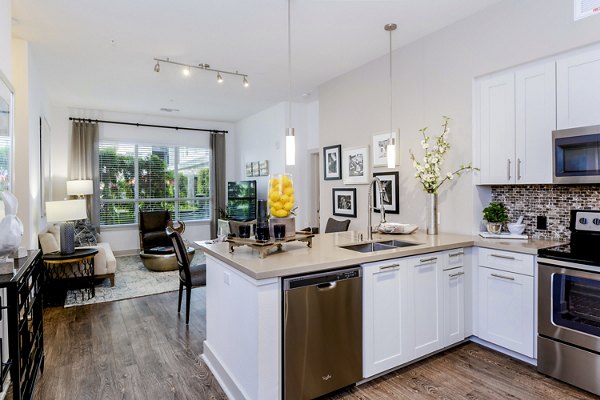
[12,0,502,122]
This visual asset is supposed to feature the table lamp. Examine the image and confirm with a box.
[45,199,87,254]
[66,180,94,199]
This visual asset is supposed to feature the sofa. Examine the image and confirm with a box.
[38,223,117,286]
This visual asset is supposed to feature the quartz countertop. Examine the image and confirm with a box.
[198,230,563,280]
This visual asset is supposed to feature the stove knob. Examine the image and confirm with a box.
[579,217,588,225]
[594,218,600,226]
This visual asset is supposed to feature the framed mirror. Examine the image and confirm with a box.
[0,70,14,194]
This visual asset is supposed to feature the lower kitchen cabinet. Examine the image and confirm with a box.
[362,249,466,378]
[478,266,534,357]
[407,254,444,358]
[362,258,411,378]
[443,266,465,347]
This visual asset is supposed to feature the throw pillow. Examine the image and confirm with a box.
[74,220,98,247]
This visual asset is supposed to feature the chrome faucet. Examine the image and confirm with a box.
[367,177,387,241]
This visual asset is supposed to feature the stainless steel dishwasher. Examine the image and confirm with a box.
[283,267,362,400]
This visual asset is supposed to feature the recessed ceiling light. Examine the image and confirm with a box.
[160,108,180,113]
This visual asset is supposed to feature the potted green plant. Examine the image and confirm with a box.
[482,202,508,234]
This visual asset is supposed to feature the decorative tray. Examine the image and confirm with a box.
[479,232,528,240]
[226,232,314,258]
[377,223,418,235]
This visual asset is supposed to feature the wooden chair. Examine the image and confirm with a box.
[324,217,351,233]
[167,228,206,324]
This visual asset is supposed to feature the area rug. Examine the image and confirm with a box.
[64,253,205,308]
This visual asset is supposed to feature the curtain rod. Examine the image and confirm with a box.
[69,117,228,134]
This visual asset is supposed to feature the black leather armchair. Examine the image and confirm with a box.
[138,210,185,251]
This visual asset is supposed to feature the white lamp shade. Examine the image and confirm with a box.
[285,130,296,166]
[67,180,94,196]
[45,200,87,222]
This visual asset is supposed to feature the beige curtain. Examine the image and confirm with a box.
[70,121,100,228]
[210,133,226,238]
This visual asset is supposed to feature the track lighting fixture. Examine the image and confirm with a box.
[153,57,249,88]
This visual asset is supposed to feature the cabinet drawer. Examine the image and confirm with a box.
[478,248,534,276]
[445,249,464,269]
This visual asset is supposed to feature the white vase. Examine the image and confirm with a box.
[426,193,438,235]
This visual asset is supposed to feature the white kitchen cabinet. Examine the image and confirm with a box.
[515,63,556,184]
[362,258,412,378]
[477,61,555,184]
[406,253,444,359]
[557,46,600,129]
[478,71,516,184]
[443,266,465,347]
[478,266,534,358]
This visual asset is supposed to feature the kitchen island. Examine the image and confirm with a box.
[198,230,561,400]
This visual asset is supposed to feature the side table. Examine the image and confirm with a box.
[43,248,98,305]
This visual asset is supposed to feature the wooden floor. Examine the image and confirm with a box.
[25,290,596,400]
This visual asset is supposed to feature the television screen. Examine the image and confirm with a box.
[227,180,257,221]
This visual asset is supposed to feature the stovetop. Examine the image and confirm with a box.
[538,210,600,267]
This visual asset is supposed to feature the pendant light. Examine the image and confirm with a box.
[285,0,296,166]
[385,23,397,169]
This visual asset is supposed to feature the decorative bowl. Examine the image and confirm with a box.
[507,223,525,235]
[377,223,418,235]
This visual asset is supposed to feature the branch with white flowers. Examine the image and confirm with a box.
[409,116,478,194]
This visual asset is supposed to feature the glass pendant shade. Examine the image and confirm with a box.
[286,128,295,166]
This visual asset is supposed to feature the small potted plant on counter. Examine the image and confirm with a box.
[483,202,508,234]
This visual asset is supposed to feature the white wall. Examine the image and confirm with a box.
[318,0,600,235]
[12,39,49,249]
[234,101,318,229]
[0,0,10,78]
[50,107,235,252]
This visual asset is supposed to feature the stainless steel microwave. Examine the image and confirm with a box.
[553,124,600,184]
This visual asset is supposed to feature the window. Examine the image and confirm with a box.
[99,141,210,226]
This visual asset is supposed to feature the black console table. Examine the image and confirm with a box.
[0,250,44,400]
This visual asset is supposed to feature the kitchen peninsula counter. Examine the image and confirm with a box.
[198,230,562,280]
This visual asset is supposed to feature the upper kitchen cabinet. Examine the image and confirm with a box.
[476,61,556,185]
[557,47,600,129]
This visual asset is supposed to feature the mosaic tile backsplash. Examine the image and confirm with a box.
[491,185,600,241]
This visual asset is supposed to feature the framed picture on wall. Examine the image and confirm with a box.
[245,162,253,177]
[372,171,399,214]
[342,146,370,185]
[332,188,357,218]
[251,161,260,177]
[372,131,398,167]
[259,160,269,176]
[323,144,342,180]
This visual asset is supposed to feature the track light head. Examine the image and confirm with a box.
[154,61,160,73]
[243,76,249,88]
[217,72,223,83]
[183,66,190,76]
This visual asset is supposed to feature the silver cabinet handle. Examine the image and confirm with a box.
[491,253,515,260]
[379,263,400,271]
[491,273,515,281]
[507,159,511,181]
[449,271,464,278]
[417,256,437,264]
[517,158,522,180]
[449,251,463,257]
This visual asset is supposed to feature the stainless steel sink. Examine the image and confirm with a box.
[340,240,420,253]
[378,240,421,248]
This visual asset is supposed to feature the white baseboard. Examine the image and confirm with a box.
[468,336,537,366]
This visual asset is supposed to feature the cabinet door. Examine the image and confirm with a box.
[515,62,556,184]
[557,47,600,129]
[443,267,465,347]
[407,254,443,358]
[479,72,516,184]
[362,260,410,378]
[478,267,534,357]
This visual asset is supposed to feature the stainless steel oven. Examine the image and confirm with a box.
[537,210,600,396]
[553,124,600,183]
